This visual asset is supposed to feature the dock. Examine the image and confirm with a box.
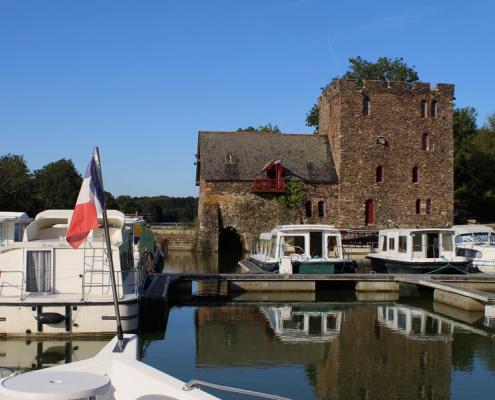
[144,272,495,318]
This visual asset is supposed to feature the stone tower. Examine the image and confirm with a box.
[318,79,455,228]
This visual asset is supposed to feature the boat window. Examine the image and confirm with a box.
[381,236,387,251]
[398,236,407,253]
[26,250,52,293]
[14,223,26,242]
[413,234,422,252]
[271,239,277,258]
[0,224,6,244]
[327,235,339,258]
[281,235,305,256]
[456,232,490,244]
[388,237,395,251]
[441,233,453,252]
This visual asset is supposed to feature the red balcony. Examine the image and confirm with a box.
[252,177,285,193]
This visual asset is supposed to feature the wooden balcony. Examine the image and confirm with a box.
[252,178,285,193]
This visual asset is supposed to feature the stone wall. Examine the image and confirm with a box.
[197,180,340,252]
[151,227,198,251]
[319,79,455,228]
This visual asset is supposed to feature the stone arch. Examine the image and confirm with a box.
[218,226,243,255]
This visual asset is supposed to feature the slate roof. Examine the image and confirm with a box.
[196,131,338,183]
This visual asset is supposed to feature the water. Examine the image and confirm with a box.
[1,252,495,399]
[138,297,495,400]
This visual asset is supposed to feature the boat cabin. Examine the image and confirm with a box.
[0,212,31,247]
[254,224,344,261]
[375,228,456,261]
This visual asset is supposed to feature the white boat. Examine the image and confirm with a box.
[0,334,291,399]
[0,209,146,336]
[453,224,495,274]
[247,224,357,274]
[367,228,469,274]
[0,212,32,247]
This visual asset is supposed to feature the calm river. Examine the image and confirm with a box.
[1,251,494,400]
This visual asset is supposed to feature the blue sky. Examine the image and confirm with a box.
[1,0,494,197]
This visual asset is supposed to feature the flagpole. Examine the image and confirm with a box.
[93,146,125,350]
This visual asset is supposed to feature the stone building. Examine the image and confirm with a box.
[196,78,455,252]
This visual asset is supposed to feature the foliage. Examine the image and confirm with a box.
[306,56,419,132]
[237,123,281,133]
[454,111,495,222]
[33,159,82,209]
[0,154,34,214]
[278,180,307,209]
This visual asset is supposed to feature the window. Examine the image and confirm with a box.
[426,199,432,214]
[365,199,374,225]
[421,100,427,118]
[413,234,422,252]
[376,165,384,183]
[26,250,52,293]
[389,237,395,251]
[441,233,453,252]
[398,236,407,253]
[0,224,6,244]
[281,235,305,256]
[381,236,387,251]
[225,153,234,164]
[305,201,312,218]
[318,201,325,218]
[421,134,429,151]
[363,95,370,116]
[416,199,421,214]
[431,100,437,118]
[412,166,419,183]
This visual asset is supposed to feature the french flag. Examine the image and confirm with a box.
[66,153,105,249]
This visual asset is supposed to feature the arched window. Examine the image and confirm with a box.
[305,201,312,218]
[376,165,384,183]
[318,201,325,218]
[412,166,419,183]
[365,199,374,225]
[416,199,421,214]
[431,100,437,118]
[421,100,427,118]
[421,134,430,151]
[426,199,432,214]
[363,95,370,116]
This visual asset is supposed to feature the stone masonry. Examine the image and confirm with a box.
[196,78,455,252]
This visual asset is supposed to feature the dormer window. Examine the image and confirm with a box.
[225,153,235,164]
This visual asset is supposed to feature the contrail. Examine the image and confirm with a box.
[326,36,342,76]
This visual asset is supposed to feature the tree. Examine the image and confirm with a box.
[33,159,82,209]
[0,154,34,213]
[237,123,281,133]
[116,195,137,214]
[306,56,419,132]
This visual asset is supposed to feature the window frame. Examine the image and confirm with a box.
[24,249,54,294]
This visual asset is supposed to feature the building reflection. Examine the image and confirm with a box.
[0,338,107,371]
[195,304,452,399]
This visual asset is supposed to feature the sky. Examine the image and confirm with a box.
[1,0,494,197]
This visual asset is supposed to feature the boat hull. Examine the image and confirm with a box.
[0,299,139,336]
[367,256,470,274]
[248,257,357,274]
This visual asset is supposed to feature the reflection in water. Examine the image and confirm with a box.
[138,301,495,400]
[164,250,243,274]
[0,338,108,371]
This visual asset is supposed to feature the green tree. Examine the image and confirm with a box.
[306,56,419,132]
[237,123,281,133]
[0,154,34,213]
[116,195,137,214]
[33,159,82,209]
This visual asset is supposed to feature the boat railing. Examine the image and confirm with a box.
[183,379,292,399]
[0,270,25,300]
[81,268,143,300]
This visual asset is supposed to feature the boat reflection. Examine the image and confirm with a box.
[260,306,342,343]
[0,338,108,371]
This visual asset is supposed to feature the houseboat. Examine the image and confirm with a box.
[248,224,357,274]
[0,212,32,247]
[367,228,470,274]
[0,209,146,336]
[453,224,495,275]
